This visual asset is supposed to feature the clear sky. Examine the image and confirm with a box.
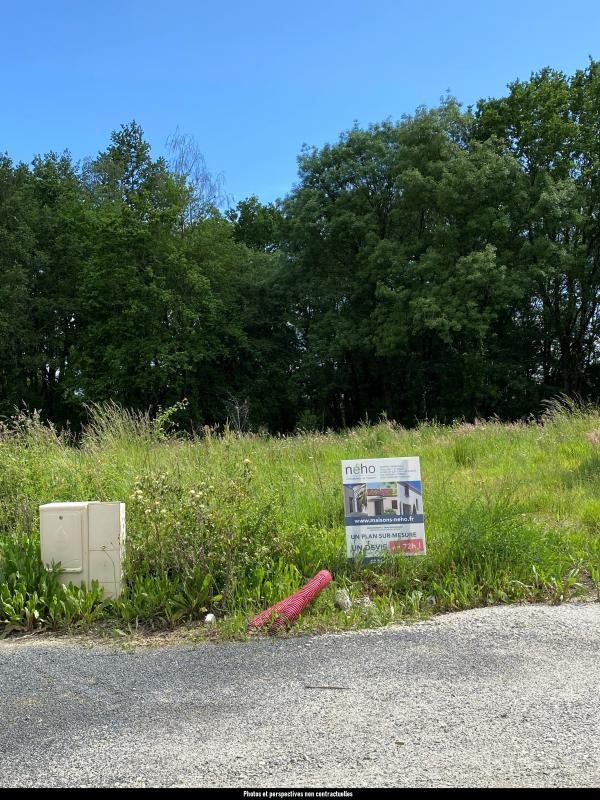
[3,1,600,206]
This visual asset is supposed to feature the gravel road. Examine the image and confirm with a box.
[1,602,598,788]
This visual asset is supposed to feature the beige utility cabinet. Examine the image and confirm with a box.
[40,501,125,598]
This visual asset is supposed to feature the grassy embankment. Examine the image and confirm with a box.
[1,399,599,640]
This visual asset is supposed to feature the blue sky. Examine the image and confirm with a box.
[3,1,600,206]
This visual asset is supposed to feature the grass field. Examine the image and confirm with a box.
[1,398,600,639]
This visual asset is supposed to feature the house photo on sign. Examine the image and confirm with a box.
[341,457,426,561]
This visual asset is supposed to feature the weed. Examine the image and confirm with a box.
[2,401,600,637]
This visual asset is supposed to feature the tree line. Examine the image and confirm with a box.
[1,62,600,432]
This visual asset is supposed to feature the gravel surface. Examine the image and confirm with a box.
[1,602,599,788]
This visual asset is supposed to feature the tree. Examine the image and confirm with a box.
[280,102,528,426]
[226,195,283,252]
[27,152,91,424]
[0,156,36,418]
[165,128,230,224]
[0,152,89,425]
[178,212,299,430]
[474,62,600,397]
[71,122,219,416]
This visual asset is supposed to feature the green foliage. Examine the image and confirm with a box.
[1,406,599,638]
[243,557,302,610]
[278,101,530,427]
[474,62,600,400]
[112,568,221,629]
[0,532,106,635]
[227,195,283,252]
[452,436,477,467]
[0,121,295,433]
[4,65,600,431]
[125,460,291,602]
[4,62,600,636]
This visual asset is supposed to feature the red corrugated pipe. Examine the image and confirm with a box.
[248,569,333,635]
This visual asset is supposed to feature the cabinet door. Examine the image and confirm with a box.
[88,550,119,584]
[40,510,84,573]
[88,503,121,550]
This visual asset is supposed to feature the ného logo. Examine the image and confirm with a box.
[345,463,376,476]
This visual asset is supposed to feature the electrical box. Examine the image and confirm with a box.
[40,501,125,598]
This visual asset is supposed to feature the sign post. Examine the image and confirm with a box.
[341,457,426,561]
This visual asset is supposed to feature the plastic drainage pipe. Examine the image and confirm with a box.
[248,569,333,635]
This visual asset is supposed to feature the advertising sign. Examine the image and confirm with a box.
[341,457,425,561]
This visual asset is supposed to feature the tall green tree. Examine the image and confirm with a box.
[280,103,529,427]
[474,62,600,396]
[27,153,90,424]
[178,210,299,430]
[0,157,36,418]
[71,122,217,415]
[227,195,283,253]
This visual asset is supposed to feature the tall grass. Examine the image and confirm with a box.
[1,398,599,637]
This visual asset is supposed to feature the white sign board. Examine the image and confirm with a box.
[342,457,426,561]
